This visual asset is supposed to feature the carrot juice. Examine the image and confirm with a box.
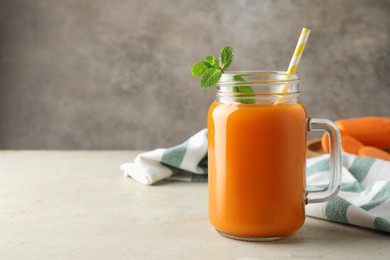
[208,100,308,239]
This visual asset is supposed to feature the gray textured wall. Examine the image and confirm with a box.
[0,0,389,150]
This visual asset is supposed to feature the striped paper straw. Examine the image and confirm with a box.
[276,28,310,103]
[287,27,311,74]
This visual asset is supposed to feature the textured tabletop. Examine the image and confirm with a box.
[0,151,389,259]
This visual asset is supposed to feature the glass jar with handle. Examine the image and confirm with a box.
[208,71,342,241]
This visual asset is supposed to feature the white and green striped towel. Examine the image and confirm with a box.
[120,129,390,233]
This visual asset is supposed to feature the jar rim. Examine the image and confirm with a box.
[217,70,300,86]
[222,70,299,76]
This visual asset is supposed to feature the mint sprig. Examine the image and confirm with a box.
[192,46,234,89]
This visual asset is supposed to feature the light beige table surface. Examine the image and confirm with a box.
[0,151,389,260]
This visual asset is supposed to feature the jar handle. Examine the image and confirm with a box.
[307,118,342,203]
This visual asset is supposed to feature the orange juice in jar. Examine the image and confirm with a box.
[208,71,342,241]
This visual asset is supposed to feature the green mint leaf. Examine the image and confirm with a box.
[233,86,255,104]
[232,75,255,104]
[232,75,254,94]
[235,86,254,93]
[200,68,222,89]
[232,75,245,82]
[204,56,218,67]
[219,46,234,70]
[191,62,212,77]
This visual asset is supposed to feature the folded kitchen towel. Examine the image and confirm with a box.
[120,129,390,233]
[305,154,390,233]
[120,129,208,185]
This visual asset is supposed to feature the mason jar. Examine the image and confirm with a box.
[208,71,342,241]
